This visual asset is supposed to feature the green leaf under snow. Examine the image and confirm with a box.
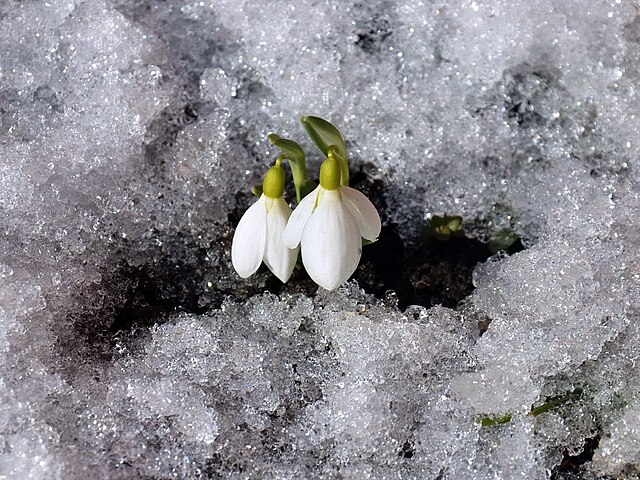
[479,387,584,428]
[478,413,512,427]
[425,215,464,241]
[488,228,520,254]
[529,388,583,417]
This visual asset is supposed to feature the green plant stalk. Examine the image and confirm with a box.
[328,146,349,186]
[280,155,308,203]
[267,134,309,203]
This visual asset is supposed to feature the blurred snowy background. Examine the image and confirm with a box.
[1,0,639,478]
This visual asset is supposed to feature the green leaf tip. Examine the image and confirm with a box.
[268,134,305,165]
[300,115,348,163]
[488,228,520,254]
[425,215,464,241]
[251,184,263,197]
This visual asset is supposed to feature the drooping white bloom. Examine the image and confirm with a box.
[232,164,299,283]
[284,182,381,290]
[232,194,298,282]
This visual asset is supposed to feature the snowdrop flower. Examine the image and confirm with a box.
[232,163,299,282]
[284,155,381,290]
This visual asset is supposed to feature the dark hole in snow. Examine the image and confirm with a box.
[56,160,525,371]
[550,435,601,479]
[350,164,525,310]
[357,227,523,310]
[398,440,415,459]
[108,259,209,336]
[354,16,393,54]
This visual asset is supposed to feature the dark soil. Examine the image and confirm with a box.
[355,225,524,310]
[349,163,524,310]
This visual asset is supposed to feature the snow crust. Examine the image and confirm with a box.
[1,0,639,478]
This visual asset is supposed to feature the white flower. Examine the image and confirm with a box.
[232,193,299,282]
[283,184,381,290]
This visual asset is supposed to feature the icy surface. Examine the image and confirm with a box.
[1,0,640,478]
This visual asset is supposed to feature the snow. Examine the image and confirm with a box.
[1,0,639,478]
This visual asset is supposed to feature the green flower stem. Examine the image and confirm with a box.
[328,146,349,186]
[281,155,308,203]
[268,134,310,203]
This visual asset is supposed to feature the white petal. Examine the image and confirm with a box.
[301,190,361,290]
[341,186,381,241]
[231,195,267,278]
[283,185,320,249]
[263,197,299,282]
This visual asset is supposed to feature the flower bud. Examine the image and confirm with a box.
[319,155,341,191]
[262,164,285,198]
